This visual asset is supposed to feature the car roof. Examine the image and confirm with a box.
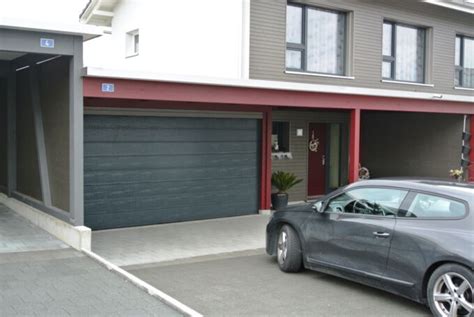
[347,178,474,201]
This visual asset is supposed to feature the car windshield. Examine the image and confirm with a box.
[325,187,408,216]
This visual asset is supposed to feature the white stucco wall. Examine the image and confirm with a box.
[83,0,247,79]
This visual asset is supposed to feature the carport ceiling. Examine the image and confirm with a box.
[0,51,26,61]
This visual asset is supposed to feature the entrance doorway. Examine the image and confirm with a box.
[308,123,326,197]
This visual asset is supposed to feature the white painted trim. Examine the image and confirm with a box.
[82,249,203,317]
[422,0,474,14]
[381,79,435,87]
[0,193,91,251]
[84,67,474,103]
[241,0,251,79]
[454,86,474,91]
[0,17,103,41]
[285,71,355,80]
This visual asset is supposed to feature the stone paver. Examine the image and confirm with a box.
[0,204,68,253]
[92,214,270,267]
[130,250,431,317]
[0,248,182,317]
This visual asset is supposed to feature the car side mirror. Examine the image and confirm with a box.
[312,201,324,213]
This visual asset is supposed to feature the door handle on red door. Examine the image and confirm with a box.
[373,232,390,238]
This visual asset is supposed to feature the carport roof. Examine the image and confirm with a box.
[0,17,103,41]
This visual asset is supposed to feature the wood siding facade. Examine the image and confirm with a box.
[250,0,474,96]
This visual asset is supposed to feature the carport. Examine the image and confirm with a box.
[0,20,100,227]
[360,111,471,179]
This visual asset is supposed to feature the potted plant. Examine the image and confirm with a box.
[449,168,464,182]
[271,171,302,211]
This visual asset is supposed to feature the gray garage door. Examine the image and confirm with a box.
[84,115,261,230]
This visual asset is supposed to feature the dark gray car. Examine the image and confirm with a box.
[266,179,474,317]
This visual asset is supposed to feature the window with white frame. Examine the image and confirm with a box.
[382,21,426,83]
[286,4,347,76]
[455,35,474,88]
[126,29,139,57]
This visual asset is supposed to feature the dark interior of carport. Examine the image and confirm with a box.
[0,26,84,225]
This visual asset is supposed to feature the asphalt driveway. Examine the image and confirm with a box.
[128,249,431,317]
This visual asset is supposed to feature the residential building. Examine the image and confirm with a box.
[1,0,472,232]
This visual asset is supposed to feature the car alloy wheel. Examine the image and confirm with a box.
[433,272,473,317]
[277,230,288,266]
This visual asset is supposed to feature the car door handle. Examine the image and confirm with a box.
[373,232,390,238]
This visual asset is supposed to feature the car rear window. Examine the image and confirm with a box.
[404,193,467,218]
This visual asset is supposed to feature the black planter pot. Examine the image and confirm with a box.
[271,193,289,211]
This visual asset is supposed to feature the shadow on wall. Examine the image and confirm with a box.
[360,111,464,179]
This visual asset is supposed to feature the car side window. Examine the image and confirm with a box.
[403,193,466,218]
[325,187,408,217]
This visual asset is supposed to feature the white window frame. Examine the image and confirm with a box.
[126,29,139,58]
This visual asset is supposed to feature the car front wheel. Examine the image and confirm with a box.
[277,225,302,273]
[427,263,473,317]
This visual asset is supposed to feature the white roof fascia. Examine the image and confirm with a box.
[83,67,474,104]
[0,17,104,41]
[422,0,474,14]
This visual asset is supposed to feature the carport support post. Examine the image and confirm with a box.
[69,37,84,226]
[348,109,361,183]
[6,66,16,196]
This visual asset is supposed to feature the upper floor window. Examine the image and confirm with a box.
[455,35,474,88]
[286,4,346,75]
[126,29,139,57]
[382,21,426,83]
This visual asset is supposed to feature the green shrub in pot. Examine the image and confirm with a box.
[271,171,302,211]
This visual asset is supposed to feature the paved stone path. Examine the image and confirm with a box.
[0,204,68,253]
[0,248,182,316]
[0,203,182,317]
[93,214,270,267]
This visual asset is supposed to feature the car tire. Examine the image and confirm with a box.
[427,263,473,317]
[277,225,302,273]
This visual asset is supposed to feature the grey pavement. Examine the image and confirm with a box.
[0,204,68,253]
[92,214,270,267]
[0,203,182,317]
[0,248,182,316]
[129,249,432,317]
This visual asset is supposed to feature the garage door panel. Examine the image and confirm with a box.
[85,116,259,130]
[85,177,258,202]
[85,127,259,143]
[87,201,257,229]
[84,166,258,185]
[85,187,258,216]
[84,154,258,171]
[85,141,258,156]
[84,115,260,229]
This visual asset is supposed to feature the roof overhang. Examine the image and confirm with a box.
[80,0,120,27]
[422,0,474,14]
[0,17,103,41]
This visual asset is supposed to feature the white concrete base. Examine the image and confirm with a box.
[259,209,272,215]
[0,193,91,251]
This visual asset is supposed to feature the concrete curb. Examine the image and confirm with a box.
[82,249,203,317]
[0,193,91,251]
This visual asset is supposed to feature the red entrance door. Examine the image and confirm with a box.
[308,123,326,197]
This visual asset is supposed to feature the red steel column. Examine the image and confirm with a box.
[260,108,272,210]
[469,115,474,182]
[349,109,361,183]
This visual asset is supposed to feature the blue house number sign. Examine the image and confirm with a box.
[101,83,115,93]
[40,38,55,48]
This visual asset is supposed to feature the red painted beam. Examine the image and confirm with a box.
[469,115,474,182]
[349,109,361,183]
[84,77,474,114]
[265,110,272,210]
[259,109,273,211]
